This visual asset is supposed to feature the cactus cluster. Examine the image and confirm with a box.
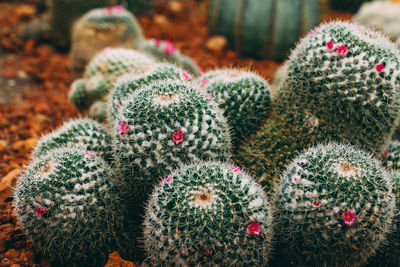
[14,148,134,266]
[143,162,273,266]
[70,5,144,75]
[273,142,395,266]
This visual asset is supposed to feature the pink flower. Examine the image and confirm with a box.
[230,165,241,173]
[337,45,348,57]
[113,5,125,12]
[309,27,319,36]
[161,175,173,185]
[205,249,211,255]
[181,71,193,80]
[313,200,321,207]
[383,149,389,158]
[118,121,129,135]
[106,7,113,14]
[19,206,25,212]
[326,41,334,50]
[103,47,111,53]
[35,207,46,216]
[200,67,206,74]
[154,39,161,47]
[199,91,214,101]
[85,150,96,157]
[200,78,208,87]
[247,222,261,235]
[342,210,357,226]
[172,130,184,144]
[114,102,120,108]
[164,40,177,54]
[376,64,385,72]
[293,176,301,183]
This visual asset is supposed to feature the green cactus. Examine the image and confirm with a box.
[69,48,155,116]
[234,115,324,193]
[272,142,395,267]
[88,101,108,122]
[13,148,134,266]
[140,39,201,76]
[32,118,113,162]
[330,0,372,13]
[143,162,273,266]
[70,6,144,75]
[366,171,400,267]
[111,79,231,206]
[198,69,271,147]
[108,63,185,122]
[275,21,400,154]
[208,0,321,60]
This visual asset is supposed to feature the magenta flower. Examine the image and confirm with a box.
[172,130,184,144]
[342,210,357,226]
[326,41,334,50]
[19,206,25,212]
[164,40,177,54]
[205,249,211,255]
[114,102,120,108]
[337,45,348,56]
[154,39,161,47]
[35,207,46,216]
[313,200,321,207]
[181,71,193,80]
[200,78,208,87]
[376,64,385,72]
[309,28,319,36]
[85,150,96,157]
[161,175,173,185]
[118,121,129,135]
[200,67,206,74]
[383,149,389,158]
[113,5,125,12]
[102,47,111,53]
[229,165,241,173]
[106,6,113,14]
[247,222,261,235]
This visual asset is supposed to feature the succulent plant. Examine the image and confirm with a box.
[140,39,201,76]
[108,63,185,122]
[14,148,134,266]
[382,140,400,171]
[143,162,273,266]
[273,142,395,267]
[70,5,145,75]
[275,21,400,154]
[69,48,155,118]
[32,118,113,162]
[198,69,271,146]
[208,0,321,60]
[88,101,108,122]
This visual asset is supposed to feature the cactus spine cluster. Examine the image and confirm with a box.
[143,162,273,266]
[14,148,134,266]
[273,142,395,266]
[70,6,144,75]
[198,69,271,146]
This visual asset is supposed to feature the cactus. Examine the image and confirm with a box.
[355,1,400,41]
[382,140,400,171]
[108,63,185,122]
[140,39,201,76]
[88,101,108,122]
[70,6,144,75]
[330,0,372,13]
[272,142,395,267]
[275,21,400,154]
[366,170,400,267]
[208,0,321,60]
[14,148,135,266]
[69,48,155,117]
[234,115,324,193]
[111,79,231,207]
[197,69,271,146]
[33,118,113,162]
[143,162,273,266]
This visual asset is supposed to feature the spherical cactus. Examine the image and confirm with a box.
[69,48,155,116]
[111,79,231,206]
[234,115,323,193]
[198,69,271,146]
[143,162,273,266]
[208,0,321,60]
[273,142,395,267]
[32,118,113,162]
[140,39,201,76]
[88,101,108,122]
[14,148,134,266]
[108,63,186,122]
[366,170,400,267]
[355,1,400,41]
[275,21,400,153]
[70,5,144,75]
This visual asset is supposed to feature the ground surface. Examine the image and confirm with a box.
[0,1,351,266]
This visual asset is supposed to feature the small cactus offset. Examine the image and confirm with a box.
[197,69,271,146]
[275,21,400,153]
[14,148,134,266]
[32,118,113,162]
[111,79,231,206]
[88,101,108,122]
[69,48,155,118]
[143,162,273,266]
[108,63,185,122]
[273,142,395,267]
[382,140,400,171]
[140,39,201,76]
[70,6,144,75]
